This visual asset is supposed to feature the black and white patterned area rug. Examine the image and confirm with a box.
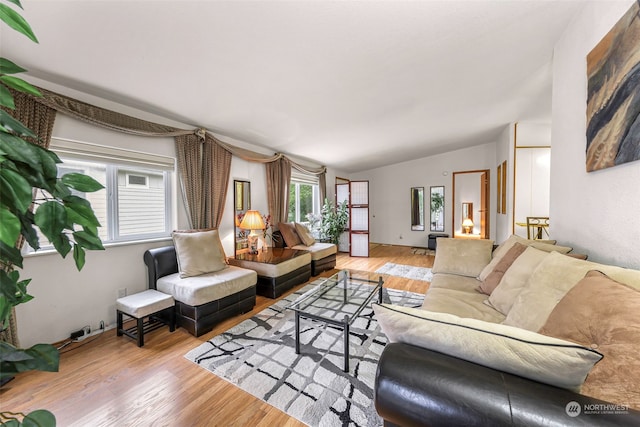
[375,262,433,282]
[184,281,424,427]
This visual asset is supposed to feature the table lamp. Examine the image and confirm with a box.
[239,210,265,254]
[462,218,474,234]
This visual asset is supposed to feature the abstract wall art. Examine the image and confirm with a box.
[586,2,640,172]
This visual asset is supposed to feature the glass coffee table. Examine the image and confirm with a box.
[287,269,385,372]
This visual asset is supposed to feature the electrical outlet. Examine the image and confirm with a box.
[99,320,105,330]
[117,288,127,298]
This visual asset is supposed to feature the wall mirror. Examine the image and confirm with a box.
[234,180,251,256]
[410,187,425,231]
[452,170,490,238]
[430,186,445,232]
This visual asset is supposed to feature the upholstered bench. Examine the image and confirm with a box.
[143,229,257,337]
[228,248,311,298]
[274,224,337,276]
[116,289,175,347]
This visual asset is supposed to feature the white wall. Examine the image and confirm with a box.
[351,142,498,247]
[16,79,343,347]
[551,0,640,269]
[495,124,513,243]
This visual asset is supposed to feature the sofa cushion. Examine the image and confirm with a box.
[478,242,527,295]
[504,251,640,331]
[486,246,550,315]
[294,222,316,246]
[478,235,572,282]
[373,303,602,391]
[278,222,302,247]
[292,242,336,261]
[431,238,494,278]
[539,270,640,410]
[157,266,257,306]
[172,229,227,278]
[421,286,505,323]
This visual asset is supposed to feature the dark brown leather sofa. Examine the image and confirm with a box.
[375,343,640,427]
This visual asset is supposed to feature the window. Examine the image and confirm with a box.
[288,173,320,224]
[27,138,174,251]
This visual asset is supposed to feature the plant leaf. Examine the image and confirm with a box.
[0,342,59,378]
[0,57,27,74]
[0,166,33,214]
[50,233,72,258]
[0,131,42,169]
[0,109,37,137]
[0,206,21,246]
[73,243,86,270]
[34,200,67,243]
[0,75,42,96]
[64,195,101,228]
[0,3,38,43]
[0,240,23,268]
[61,173,104,193]
[5,0,24,10]
[23,410,57,427]
[73,230,104,251]
[0,83,15,109]
[17,209,40,250]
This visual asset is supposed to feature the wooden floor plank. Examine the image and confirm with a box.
[0,244,433,426]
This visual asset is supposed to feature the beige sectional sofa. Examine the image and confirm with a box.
[374,234,640,421]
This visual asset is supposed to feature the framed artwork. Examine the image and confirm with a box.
[586,2,640,172]
[496,161,507,214]
[497,163,502,214]
[501,160,507,213]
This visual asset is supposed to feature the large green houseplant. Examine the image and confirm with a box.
[1,1,104,425]
[320,199,349,245]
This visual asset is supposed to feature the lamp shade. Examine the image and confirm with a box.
[239,210,265,231]
[462,218,474,227]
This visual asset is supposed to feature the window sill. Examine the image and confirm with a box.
[23,236,173,258]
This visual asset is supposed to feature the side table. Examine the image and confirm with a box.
[228,248,312,298]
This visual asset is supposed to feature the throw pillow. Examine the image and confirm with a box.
[278,222,302,247]
[431,238,495,278]
[486,246,549,315]
[539,270,640,409]
[294,222,316,246]
[503,251,640,331]
[478,235,572,282]
[477,242,527,295]
[373,303,602,391]
[172,229,227,278]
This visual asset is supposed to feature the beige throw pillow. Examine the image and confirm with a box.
[373,303,602,391]
[539,270,640,409]
[431,238,494,278]
[172,229,227,278]
[477,242,527,295]
[487,246,549,315]
[278,222,302,247]
[478,235,572,282]
[294,222,316,246]
[503,251,640,331]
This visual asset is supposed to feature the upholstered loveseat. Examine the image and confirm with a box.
[143,229,257,336]
[374,236,640,426]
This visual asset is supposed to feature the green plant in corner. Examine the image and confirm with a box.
[0,1,104,425]
[320,199,349,245]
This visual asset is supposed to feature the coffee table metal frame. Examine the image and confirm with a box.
[287,270,384,372]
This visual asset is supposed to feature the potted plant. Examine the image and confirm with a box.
[320,199,349,245]
[1,1,104,425]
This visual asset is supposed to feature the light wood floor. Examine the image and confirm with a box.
[0,244,433,427]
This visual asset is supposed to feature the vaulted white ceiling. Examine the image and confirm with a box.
[2,0,587,172]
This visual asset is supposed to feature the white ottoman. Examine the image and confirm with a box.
[116,289,175,347]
